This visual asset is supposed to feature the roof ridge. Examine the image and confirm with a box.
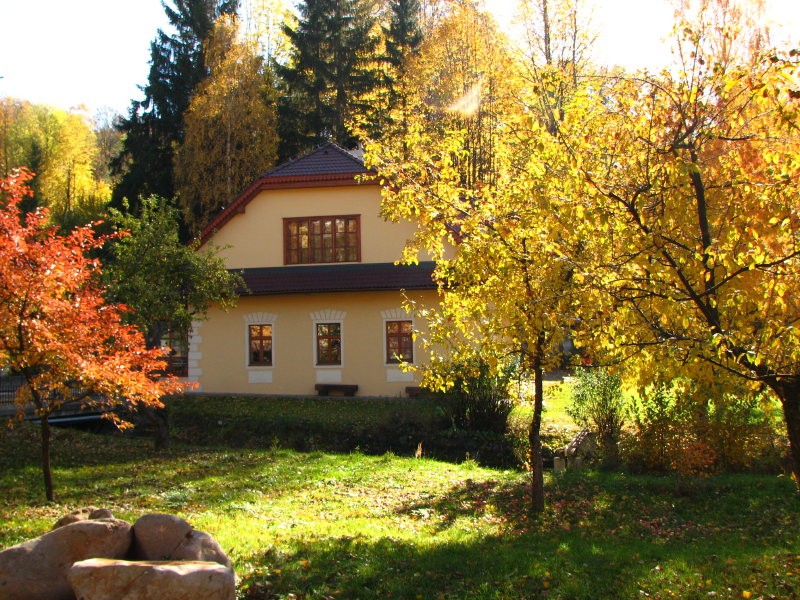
[263,142,366,178]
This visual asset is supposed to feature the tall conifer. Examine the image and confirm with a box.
[277,0,382,159]
[384,0,423,73]
[111,0,239,213]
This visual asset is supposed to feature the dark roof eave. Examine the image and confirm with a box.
[243,283,437,296]
[235,262,437,296]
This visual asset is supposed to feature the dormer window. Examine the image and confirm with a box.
[284,215,360,264]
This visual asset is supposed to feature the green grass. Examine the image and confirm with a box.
[2,421,799,600]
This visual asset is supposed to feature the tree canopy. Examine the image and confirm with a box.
[0,169,183,500]
[565,3,800,489]
[277,0,383,159]
[0,99,112,229]
[112,0,240,213]
[174,15,279,237]
[104,196,242,352]
[368,0,800,495]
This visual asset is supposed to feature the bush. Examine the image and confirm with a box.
[438,357,516,434]
[566,368,627,469]
[622,382,785,475]
[622,385,677,473]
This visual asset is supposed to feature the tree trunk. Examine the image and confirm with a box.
[773,380,800,494]
[528,356,545,514]
[144,405,170,451]
[145,324,169,450]
[40,415,54,502]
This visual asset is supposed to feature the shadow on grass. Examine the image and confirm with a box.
[239,472,800,599]
[3,423,799,600]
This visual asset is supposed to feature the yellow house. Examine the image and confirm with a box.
[190,143,438,397]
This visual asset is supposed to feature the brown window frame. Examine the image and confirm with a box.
[248,324,273,366]
[316,322,342,365]
[385,320,413,364]
[283,215,361,265]
[161,329,189,376]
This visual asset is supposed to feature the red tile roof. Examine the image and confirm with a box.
[199,143,376,245]
[239,262,436,295]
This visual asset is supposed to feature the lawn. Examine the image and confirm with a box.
[1,420,799,600]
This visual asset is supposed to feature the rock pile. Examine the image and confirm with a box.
[0,508,235,600]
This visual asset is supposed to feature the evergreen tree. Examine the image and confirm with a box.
[277,0,382,159]
[111,0,239,213]
[384,0,423,75]
[380,0,424,133]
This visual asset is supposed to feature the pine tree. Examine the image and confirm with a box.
[111,0,239,214]
[277,0,382,159]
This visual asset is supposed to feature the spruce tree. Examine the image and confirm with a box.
[382,0,424,130]
[111,0,239,214]
[384,0,423,74]
[277,0,382,160]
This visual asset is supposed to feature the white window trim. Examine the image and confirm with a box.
[244,313,277,370]
[310,309,346,368]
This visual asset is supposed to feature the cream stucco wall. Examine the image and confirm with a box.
[192,290,437,397]
[205,184,417,268]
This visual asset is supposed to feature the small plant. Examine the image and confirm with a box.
[438,357,516,433]
[623,384,678,472]
[567,368,627,470]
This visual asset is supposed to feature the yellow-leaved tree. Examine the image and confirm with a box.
[365,0,595,512]
[561,0,800,489]
[0,99,111,229]
[175,14,279,237]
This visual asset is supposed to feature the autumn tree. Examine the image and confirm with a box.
[365,0,589,512]
[0,170,183,501]
[174,15,279,237]
[240,0,293,62]
[394,0,519,186]
[277,0,383,159]
[104,196,242,447]
[0,99,112,228]
[37,110,112,230]
[112,0,239,213]
[516,0,595,135]
[561,0,800,489]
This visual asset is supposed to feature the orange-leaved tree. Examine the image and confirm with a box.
[0,168,185,501]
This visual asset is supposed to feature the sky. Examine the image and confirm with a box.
[1,0,799,118]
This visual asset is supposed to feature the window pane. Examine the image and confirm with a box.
[316,323,341,365]
[386,320,413,363]
[284,217,359,265]
[249,324,273,366]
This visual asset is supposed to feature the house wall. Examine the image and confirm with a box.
[191,290,437,397]
[206,184,418,269]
